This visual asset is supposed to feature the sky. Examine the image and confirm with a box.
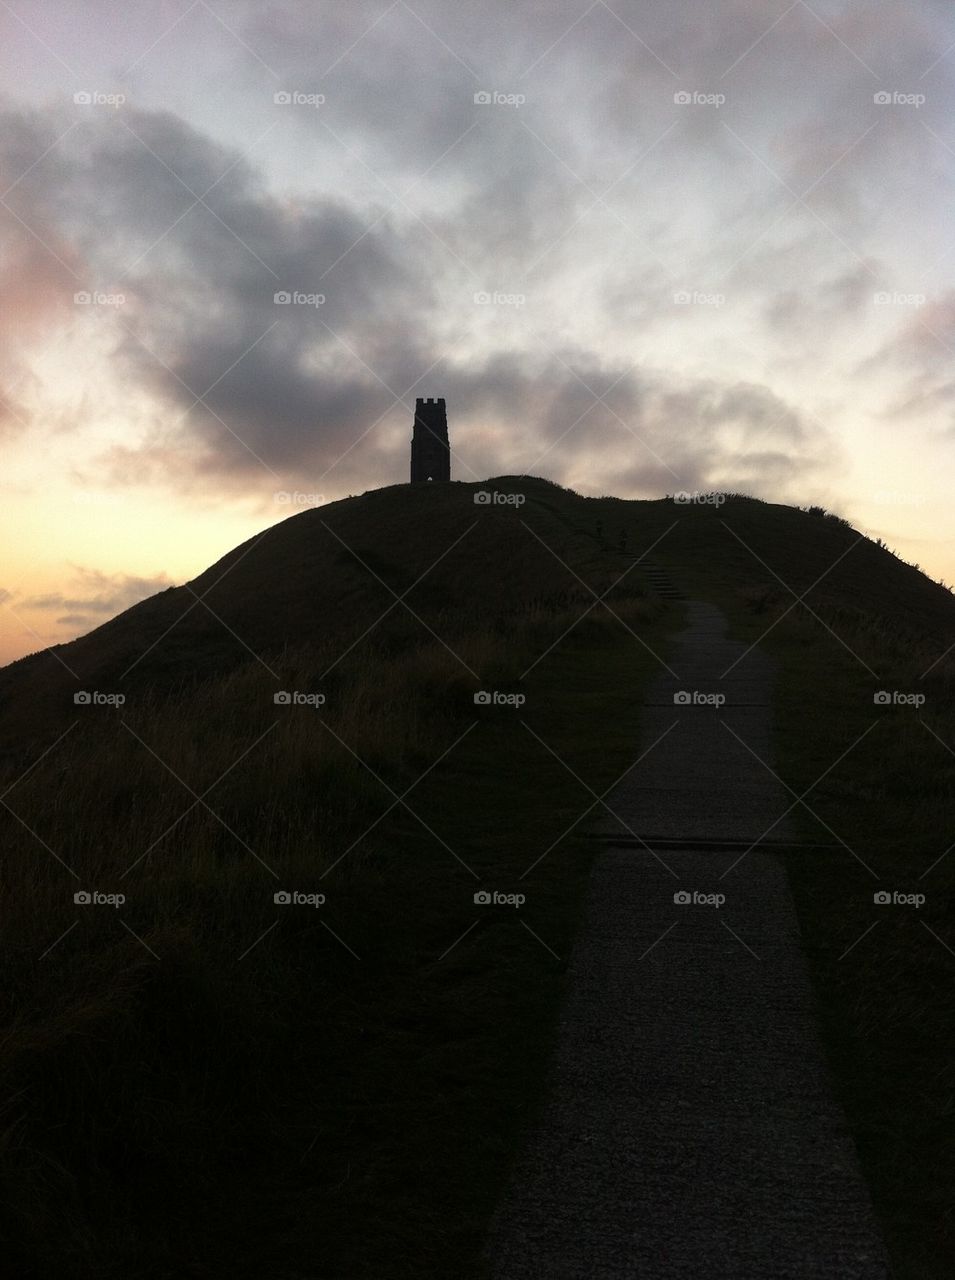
[1,0,954,665]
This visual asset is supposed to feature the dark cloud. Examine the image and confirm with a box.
[0,94,840,503]
[0,106,87,435]
[20,568,175,630]
[2,0,952,507]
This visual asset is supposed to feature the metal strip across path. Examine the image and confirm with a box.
[485,601,891,1279]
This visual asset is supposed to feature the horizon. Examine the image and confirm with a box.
[2,470,951,669]
[3,1,955,663]
[1,7,953,1273]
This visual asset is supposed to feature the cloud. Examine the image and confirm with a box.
[1,0,952,509]
[0,93,843,503]
[0,107,88,434]
[20,567,175,630]
[863,292,955,433]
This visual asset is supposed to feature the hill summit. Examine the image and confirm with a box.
[1,476,952,750]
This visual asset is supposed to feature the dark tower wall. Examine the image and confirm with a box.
[410,397,450,482]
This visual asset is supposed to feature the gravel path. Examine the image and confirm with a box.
[485,601,891,1279]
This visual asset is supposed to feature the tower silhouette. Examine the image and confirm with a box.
[410,398,450,483]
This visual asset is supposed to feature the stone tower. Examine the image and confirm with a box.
[410,397,450,483]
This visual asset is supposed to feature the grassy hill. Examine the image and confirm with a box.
[4,477,953,749]
[0,476,952,1277]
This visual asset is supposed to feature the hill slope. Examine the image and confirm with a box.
[2,477,953,751]
[0,476,952,1278]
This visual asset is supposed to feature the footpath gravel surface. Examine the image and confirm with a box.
[485,601,891,1279]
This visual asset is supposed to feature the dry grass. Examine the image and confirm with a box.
[724,581,955,1279]
[2,475,953,1276]
[0,557,665,1277]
